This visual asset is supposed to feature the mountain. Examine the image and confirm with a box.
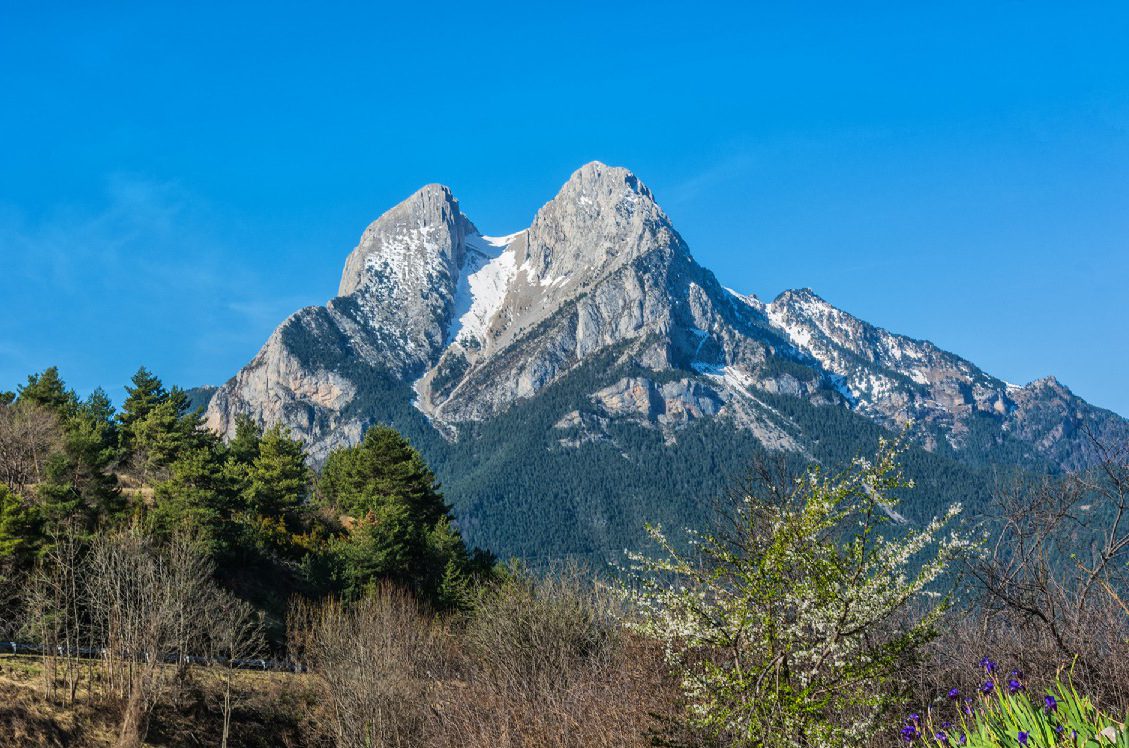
[201,162,1129,561]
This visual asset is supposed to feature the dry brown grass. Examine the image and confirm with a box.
[0,654,317,748]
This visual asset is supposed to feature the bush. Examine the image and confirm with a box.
[628,439,970,747]
[427,566,687,748]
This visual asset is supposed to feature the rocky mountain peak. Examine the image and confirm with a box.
[515,161,686,287]
[338,183,472,298]
[204,161,1127,483]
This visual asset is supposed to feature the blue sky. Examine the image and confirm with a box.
[2,2,1127,416]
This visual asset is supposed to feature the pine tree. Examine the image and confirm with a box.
[118,367,168,453]
[319,425,447,524]
[17,367,77,416]
[0,483,41,567]
[227,414,263,467]
[320,426,486,606]
[243,423,309,522]
[149,430,238,559]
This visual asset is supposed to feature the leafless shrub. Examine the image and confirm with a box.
[289,582,443,748]
[460,567,619,693]
[22,526,88,707]
[429,568,687,748]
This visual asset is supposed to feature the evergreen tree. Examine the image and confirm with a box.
[227,414,263,467]
[17,367,77,416]
[319,425,447,524]
[126,378,202,483]
[320,426,486,606]
[49,388,124,523]
[149,429,238,559]
[243,423,309,522]
[15,370,121,530]
[0,484,41,568]
[119,367,168,431]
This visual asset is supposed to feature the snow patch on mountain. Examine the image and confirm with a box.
[447,231,522,347]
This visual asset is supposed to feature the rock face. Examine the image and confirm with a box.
[205,161,1127,472]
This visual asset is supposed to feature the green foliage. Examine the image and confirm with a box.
[244,423,310,522]
[17,366,78,415]
[320,426,488,607]
[0,483,41,566]
[119,367,169,434]
[15,369,122,531]
[629,439,970,747]
[910,673,1129,747]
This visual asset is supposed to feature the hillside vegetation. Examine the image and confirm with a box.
[0,366,1126,747]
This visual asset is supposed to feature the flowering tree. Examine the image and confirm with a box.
[628,439,970,747]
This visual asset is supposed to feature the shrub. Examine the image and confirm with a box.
[628,439,970,747]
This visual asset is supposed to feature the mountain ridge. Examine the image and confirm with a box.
[200,161,1128,557]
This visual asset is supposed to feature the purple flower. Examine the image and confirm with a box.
[935,732,949,745]
[979,657,998,674]
[900,724,918,742]
[1055,725,1064,735]
[981,680,995,694]
[1008,679,1024,694]
[1018,731,1029,745]
[958,734,967,746]
[909,713,921,724]
[1044,694,1058,712]
[1010,669,1024,679]
[948,688,961,700]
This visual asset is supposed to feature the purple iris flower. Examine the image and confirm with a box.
[1008,679,1024,694]
[979,657,998,673]
[900,724,918,742]
[1044,694,1058,712]
[958,734,967,746]
[981,680,995,694]
[948,688,960,700]
[1018,731,1029,745]
[935,732,949,745]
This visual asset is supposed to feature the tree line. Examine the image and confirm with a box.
[0,366,494,628]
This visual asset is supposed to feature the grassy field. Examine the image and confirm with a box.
[0,654,314,747]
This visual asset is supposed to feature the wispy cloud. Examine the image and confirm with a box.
[663,152,759,207]
[0,175,314,394]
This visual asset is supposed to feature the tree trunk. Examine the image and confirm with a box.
[116,689,146,748]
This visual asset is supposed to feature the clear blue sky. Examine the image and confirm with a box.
[2,2,1127,416]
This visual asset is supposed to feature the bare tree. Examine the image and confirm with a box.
[970,430,1129,708]
[205,588,266,748]
[0,401,63,494]
[22,524,88,706]
[85,530,214,748]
